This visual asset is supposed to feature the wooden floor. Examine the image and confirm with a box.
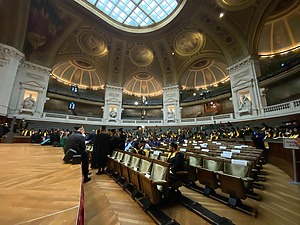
[86,164,300,225]
[0,144,82,225]
[1,144,300,225]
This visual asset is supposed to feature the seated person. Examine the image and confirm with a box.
[130,141,146,156]
[167,142,185,185]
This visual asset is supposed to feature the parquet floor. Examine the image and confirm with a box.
[1,144,299,225]
[0,144,82,225]
[86,164,300,225]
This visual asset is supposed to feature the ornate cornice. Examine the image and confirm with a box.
[0,43,24,67]
[163,85,179,92]
[227,55,253,73]
[105,84,123,91]
[20,61,52,75]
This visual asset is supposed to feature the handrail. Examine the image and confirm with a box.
[10,99,300,126]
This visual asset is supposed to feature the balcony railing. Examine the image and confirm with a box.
[10,99,300,127]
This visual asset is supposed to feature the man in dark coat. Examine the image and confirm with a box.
[64,127,91,183]
[94,126,110,175]
[167,142,185,184]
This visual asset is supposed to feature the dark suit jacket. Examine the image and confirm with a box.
[167,151,184,173]
[63,131,86,155]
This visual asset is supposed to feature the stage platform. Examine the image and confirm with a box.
[0,144,82,225]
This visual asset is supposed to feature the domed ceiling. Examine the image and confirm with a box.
[180,59,229,90]
[5,0,296,101]
[258,0,300,56]
[123,74,163,97]
[52,59,105,90]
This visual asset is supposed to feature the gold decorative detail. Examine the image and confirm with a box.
[123,74,163,97]
[51,59,105,90]
[180,59,229,90]
[130,46,153,67]
[258,3,300,56]
[175,32,205,56]
[79,31,107,55]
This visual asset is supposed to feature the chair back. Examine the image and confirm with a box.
[203,156,224,171]
[224,161,251,178]
[139,158,152,174]
[130,156,140,169]
[122,153,131,165]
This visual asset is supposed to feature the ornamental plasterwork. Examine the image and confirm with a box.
[78,30,107,56]
[130,46,153,67]
[227,56,253,73]
[21,61,52,75]
[0,44,24,63]
[175,32,205,56]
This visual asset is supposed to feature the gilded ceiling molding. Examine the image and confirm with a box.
[180,59,229,90]
[258,2,300,56]
[123,73,163,97]
[51,59,105,90]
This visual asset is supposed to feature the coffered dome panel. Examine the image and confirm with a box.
[123,74,163,97]
[180,59,229,90]
[258,2,300,56]
[51,59,105,90]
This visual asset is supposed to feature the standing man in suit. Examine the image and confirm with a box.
[64,127,91,183]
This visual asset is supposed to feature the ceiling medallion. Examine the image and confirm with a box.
[130,46,154,67]
[79,31,107,55]
[175,32,205,56]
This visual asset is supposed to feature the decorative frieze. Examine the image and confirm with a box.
[227,55,252,74]
[0,43,24,67]
[20,61,51,75]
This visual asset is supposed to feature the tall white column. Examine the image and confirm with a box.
[0,43,24,116]
[163,85,181,123]
[103,85,123,123]
[227,55,266,119]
